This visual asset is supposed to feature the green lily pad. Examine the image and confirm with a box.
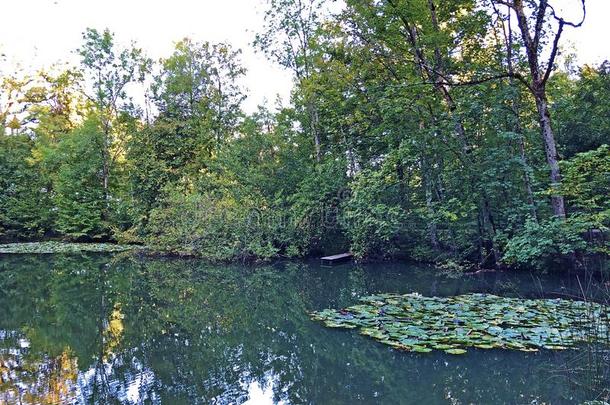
[445,348,467,355]
[432,344,455,350]
[310,292,609,355]
[0,242,137,254]
[474,344,495,349]
[412,346,433,353]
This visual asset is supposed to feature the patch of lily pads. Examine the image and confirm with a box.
[311,293,609,354]
[0,242,136,254]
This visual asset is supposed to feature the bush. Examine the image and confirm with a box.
[145,187,306,261]
[0,134,53,239]
[503,217,587,270]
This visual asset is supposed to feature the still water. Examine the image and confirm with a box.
[0,253,604,404]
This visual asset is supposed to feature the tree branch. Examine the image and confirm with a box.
[543,0,586,84]
[542,19,564,85]
[533,0,548,49]
[548,0,586,28]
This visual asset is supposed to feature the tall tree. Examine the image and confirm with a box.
[255,0,326,161]
[493,0,586,219]
[78,28,151,208]
[152,38,246,156]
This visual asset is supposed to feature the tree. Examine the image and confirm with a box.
[550,62,610,158]
[255,0,326,161]
[145,38,246,182]
[153,39,245,149]
[78,28,151,210]
[0,5,605,268]
[52,117,107,239]
[0,134,51,239]
[492,0,586,219]
[23,69,84,142]
[0,71,31,135]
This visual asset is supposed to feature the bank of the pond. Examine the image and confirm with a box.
[2,241,608,283]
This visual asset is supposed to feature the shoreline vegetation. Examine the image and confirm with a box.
[0,241,607,278]
[1,1,608,271]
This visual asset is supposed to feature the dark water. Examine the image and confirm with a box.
[0,254,605,404]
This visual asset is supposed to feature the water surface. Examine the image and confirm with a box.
[0,254,603,404]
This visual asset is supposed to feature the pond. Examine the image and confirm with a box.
[0,253,606,404]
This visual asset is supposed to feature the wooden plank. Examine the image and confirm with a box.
[321,252,353,266]
[322,253,353,260]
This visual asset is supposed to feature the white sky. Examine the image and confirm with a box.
[0,0,608,113]
[0,0,294,113]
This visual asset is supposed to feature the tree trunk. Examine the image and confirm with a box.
[481,196,501,267]
[100,118,111,225]
[307,101,321,162]
[517,135,538,220]
[425,176,440,250]
[533,91,566,218]
[510,0,567,219]
[421,155,440,250]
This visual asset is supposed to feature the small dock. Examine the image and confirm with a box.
[321,253,353,266]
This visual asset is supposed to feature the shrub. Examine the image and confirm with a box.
[503,217,587,270]
[145,187,306,261]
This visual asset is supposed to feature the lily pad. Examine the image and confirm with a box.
[0,242,137,254]
[474,344,494,349]
[310,293,609,355]
[412,346,433,353]
[445,348,467,355]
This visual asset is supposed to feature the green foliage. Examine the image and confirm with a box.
[152,38,245,159]
[506,145,610,269]
[0,134,52,239]
[343,168,407,259]
[503,218,587,270]
[288,158,350,254]
[254,0,324,77]
[0,15,608,268]
[146,188,299,261]
[146,190,238,260]
[551,64,610,158]
[125,123,176,226]
[79,28,151,111]
[560,144,610,227]
[53,117,107,239]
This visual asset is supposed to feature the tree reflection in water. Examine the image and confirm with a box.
[0,254,602,404]
[0,331,78,404]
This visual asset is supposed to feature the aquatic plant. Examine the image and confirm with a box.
[311,293,609,354]
[0,242,136,254]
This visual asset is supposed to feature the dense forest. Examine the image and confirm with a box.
[0,0,608,270]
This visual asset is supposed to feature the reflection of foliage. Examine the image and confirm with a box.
[0,331,79,405]
[103,303,124,361]
[0,254,607,403]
